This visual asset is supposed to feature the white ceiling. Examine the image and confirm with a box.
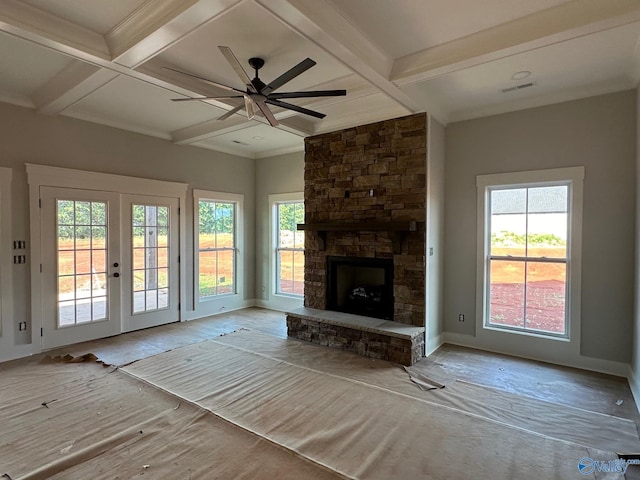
[0,0,638,159]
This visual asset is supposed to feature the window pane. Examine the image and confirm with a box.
[58,251,75,276]
[75,202,91,225]
[199,251,217,298]
[527,186,567,259]
[293,250,305,295]
[279,250,294,294]
[217,250,234,294]
[490,189,527,257]
[525,261,566,334]
[489,259,525,328]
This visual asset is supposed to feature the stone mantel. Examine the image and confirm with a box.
[297,221,422,254]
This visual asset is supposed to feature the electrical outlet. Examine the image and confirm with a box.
[18,321,27,331]
[458,314,465,322]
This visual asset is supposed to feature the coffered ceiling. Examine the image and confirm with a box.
[0,0,639,158]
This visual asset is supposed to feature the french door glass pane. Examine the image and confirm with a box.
[131,204,170,314]
[56,199,108,327]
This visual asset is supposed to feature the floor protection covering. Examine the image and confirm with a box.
[119,329,636,479]
[0,355,345,480]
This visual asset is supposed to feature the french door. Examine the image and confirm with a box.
[121,194,179,332]
[40,187,179,349]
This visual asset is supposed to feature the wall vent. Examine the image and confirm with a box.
[501,82,535,93]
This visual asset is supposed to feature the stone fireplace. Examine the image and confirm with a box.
[286,113,427,365]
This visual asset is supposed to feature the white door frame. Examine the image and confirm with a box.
[27,164,188,353]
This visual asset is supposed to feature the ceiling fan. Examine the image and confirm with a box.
[166,46,347,127]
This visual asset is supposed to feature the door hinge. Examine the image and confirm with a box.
[40,328,43,337]
[178,255,180,263]
[178,207,180,215]
[40,264,43,273]
[178,302,181,310]
[39,198,42,208]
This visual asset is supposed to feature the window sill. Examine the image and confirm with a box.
[483,324,570,342]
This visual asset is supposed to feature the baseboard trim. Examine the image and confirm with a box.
[628,366,640,414]
[0,344,34,363]
[425,332,444,357]
[444,332,630,378]
[254,296,303,313]
[183,300,256,322]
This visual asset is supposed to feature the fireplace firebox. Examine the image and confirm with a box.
[326,256,394,320]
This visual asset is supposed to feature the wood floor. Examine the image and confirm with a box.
[43,307,639,424]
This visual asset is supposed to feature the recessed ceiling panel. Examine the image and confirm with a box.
[64,75,222,137]
[154,1,352,94]
[330,0,573,58]
[21,0,147,34]
[402,21,640,123]
[0,31,74,104]
[194,123,304,158]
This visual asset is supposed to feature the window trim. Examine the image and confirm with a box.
[274,199,305,298]
[475,167,584,354]
[193,190,244,313]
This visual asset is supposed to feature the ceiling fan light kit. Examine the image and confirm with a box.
[168,46,347,127]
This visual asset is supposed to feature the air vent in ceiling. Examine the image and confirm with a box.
[501,82,535,93]
[231,140,250,145]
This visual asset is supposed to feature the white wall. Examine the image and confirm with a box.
[254,151,304,311]
[426,116,445,354]
[0,102,256,358]
[444,90,636,371]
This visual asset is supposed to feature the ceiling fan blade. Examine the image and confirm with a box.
[218,104,244,121]
[262,58,316,95]
[244,95,257,120]
[252,95,279,127]
[163,67,244,94]
[171,95,244,102]
[266,99,326,119]
[268,89,347,99]
[219,46,256,93]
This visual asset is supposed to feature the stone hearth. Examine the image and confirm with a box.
[286,113,427,365]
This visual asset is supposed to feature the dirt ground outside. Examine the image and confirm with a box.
[489,246,566,333]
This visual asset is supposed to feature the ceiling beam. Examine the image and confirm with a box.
[391,0,640,86]
[107,0,245,68]
[253,0,421,113]
[0,0,108,60]
[33,61,120,115]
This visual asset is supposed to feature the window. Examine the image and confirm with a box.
[477,168,584,340]
[197,198,236,298]
[275,201,304,296]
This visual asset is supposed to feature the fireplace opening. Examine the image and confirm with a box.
[326,256,394,320]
